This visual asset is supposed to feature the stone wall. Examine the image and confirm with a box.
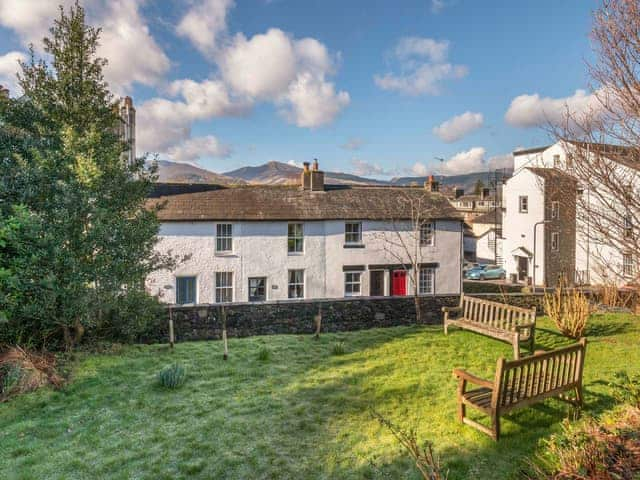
[142,293,550,344]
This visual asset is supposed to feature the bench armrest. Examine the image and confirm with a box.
[452,368,494,389]
[442,306,462,313]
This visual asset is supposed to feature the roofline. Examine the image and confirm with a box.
[157,216,464,223]
[513,145,552,156]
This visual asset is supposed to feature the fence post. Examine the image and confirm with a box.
[169,305,175,350]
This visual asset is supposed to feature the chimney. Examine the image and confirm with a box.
[425,175,439,192]
[455,188,464,199]
[301,161,311,190]
[481,187,491,200]
[310,159,324,191]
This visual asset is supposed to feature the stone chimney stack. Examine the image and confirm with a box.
[481,187,490,200]
[455,188,464,198]
[310,158,325,191]
[425,175,439,192]
[301,161,311,190]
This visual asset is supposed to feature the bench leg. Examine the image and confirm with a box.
[575,385,584,408]
[491,413,500,441]
[512,341,520,360]
[457,378,467,422]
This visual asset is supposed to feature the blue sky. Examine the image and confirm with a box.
[0,0,599,177]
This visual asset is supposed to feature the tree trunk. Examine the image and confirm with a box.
[414,295,423,324]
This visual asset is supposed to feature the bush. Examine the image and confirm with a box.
[525,406,640,479]
[0,346,63,401]
[1,364,22,396]
[158,363,186,389]
[331,341,346,356]
[543,282,590,338]
[257,345,270,362]
[609,370,640,408]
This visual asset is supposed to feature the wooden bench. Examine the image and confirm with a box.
[453,338,587,441]
[442,294,536,359]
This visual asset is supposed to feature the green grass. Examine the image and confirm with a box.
[1,314,638,479]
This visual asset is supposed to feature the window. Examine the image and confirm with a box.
[176,276,196,304]
[551,232,559,251]
[344,272,362,297]
[519,196,528,213]
[488,230,496,250]
[553,154,561,168]
[287,223,304,253]
[248,277,266,302]
[623,253,634,276]
[420,222,435,246]
[419,268,435,295]
[216,223,232,252]
[288,269,304,299]
[551,201,560,219]
[624,213,633,239]
[566,154,574,170]
[215,272,233,303]
[345,222,362,244]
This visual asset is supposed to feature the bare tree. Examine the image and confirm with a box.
[376,190,441,323]
[551,0,640,285]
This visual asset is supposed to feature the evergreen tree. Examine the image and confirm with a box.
[473,179,485,196]
[1,2,172,349]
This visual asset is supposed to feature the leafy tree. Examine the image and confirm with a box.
[0,2,172,349]
[473,179,485,196]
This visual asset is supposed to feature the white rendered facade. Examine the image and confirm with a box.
[147,219,463,304]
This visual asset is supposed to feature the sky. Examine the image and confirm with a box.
[0,0,601,178]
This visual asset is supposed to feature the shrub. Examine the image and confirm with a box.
[1,364,22,396]
[525,406,640,479]
[371,410,448,480]
[158,363,186,389]
[0,346,63,401]
[609,370,640,408]
[331,341,346,356]
[257,346,270,362]
[543,282,590,338]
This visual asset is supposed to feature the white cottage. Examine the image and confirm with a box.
[146,162,464,304]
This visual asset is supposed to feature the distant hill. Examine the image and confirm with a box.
[223,161,388,185]
[154,159,509,192]
[153,160,246,185]
[390,170,512,191]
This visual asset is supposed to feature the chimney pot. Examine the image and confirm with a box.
[425,175,439,192]
[303,161,310,172]
[312,158,319,171]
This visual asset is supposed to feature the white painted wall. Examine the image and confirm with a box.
[502,169,546,285]
[147,219,463,304]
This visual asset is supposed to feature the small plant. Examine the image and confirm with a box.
[543,281,590,339]
[158,363,186,389]
[257,345,270,362]
[331,341,346,356]
[0,364,22,396]
[609,370,640,408]
[371,410,447,480]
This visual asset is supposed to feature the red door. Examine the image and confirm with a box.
[391,270,407,296]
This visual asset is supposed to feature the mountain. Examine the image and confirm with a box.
[223,161,388,185]
[390,170,512,191]
[153,160,246,185]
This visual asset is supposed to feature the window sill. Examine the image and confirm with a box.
[287,252,304,256]
[343,244,365,249]
[214,252,237,257]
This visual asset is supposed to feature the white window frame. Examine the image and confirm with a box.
[248,276,267,302]
[215,271,233,303]
[553,154,561,168]
[519,196,528,213]
[288,269,304,299]
[551,201,560,219]
[345,222,362,245]
[344,271,362,297]
[624,213,633,239]
[176,276,197,305]
[551,232,559,251]
[420,222,435,246]
[287,223,304,253]
[419,268,435,295]
[216,223,233,252]
[623,253,634,277]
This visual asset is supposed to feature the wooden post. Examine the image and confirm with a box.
[169,305,175,350]
[314,305,322,339]
[222,306,228,361]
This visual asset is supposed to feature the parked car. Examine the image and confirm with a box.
[463,261,479,275]
[466,264,506,280]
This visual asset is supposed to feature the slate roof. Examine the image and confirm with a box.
[513,145,551,155]
[148,183,463,222]
[526,167,578,183]
[472,209,502,225]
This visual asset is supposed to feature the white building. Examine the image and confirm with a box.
[503,141,636,287]
[469,209,503,265]
[146,163,464,304]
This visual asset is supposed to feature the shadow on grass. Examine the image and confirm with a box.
[585,318,632,337]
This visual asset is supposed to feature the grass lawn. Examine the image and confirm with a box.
[1,314,638,479]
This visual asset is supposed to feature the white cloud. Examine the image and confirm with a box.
[411,162,429,176]
[487,153,513,171]
[341,137,364,150]
[0,50,26,94]
[176,0,233,57]
[431,0,446,13]
[0,0,170,94]
[438,147,486,175]
[433,111,483,142]
[374,37,467,96]
[505,89,603,128]
[351,158,391,177]
[166,135,231,163]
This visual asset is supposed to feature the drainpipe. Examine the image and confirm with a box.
[533,220,551,293]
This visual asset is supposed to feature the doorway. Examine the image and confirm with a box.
[391,270,407,296]
[370,270,384,296]
[517,256,529,282]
